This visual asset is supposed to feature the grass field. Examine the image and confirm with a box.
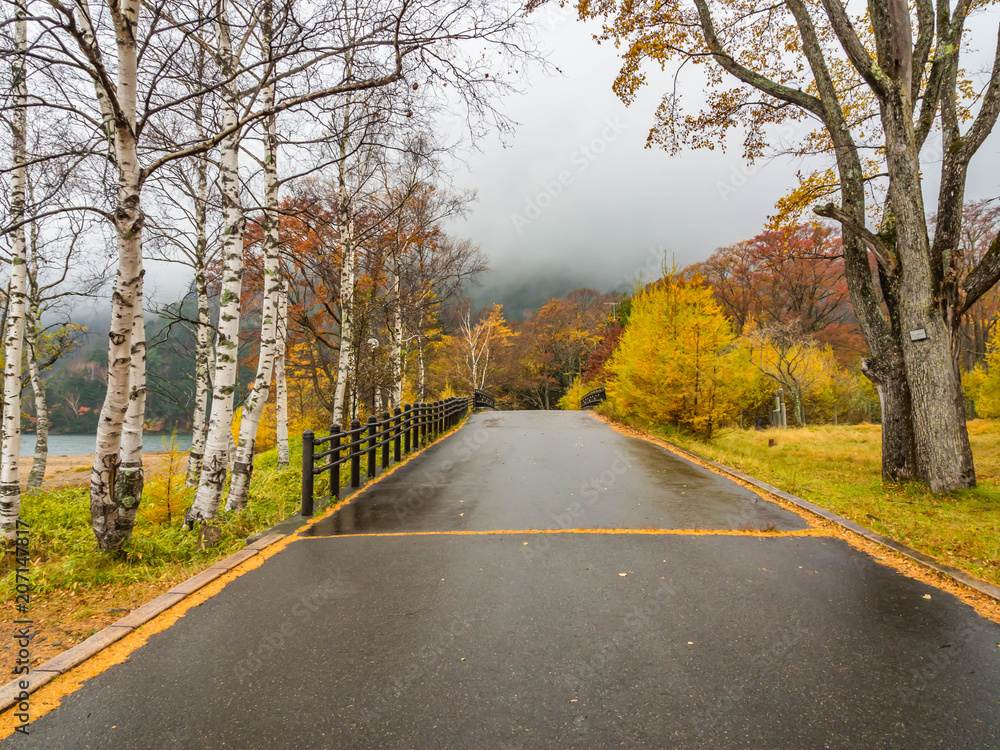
[644,419,1000,588]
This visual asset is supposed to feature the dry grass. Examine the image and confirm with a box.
[643,419,1000,588]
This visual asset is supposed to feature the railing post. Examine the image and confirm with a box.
[381,411,391,469]
[393,406,402,462]
[350,419,361,488]
[419,401,427,446]
[367,415,378,478]
[403,403,412,454]
[301,430,315,517]
[329,426,341,502]
[434,400,441,435]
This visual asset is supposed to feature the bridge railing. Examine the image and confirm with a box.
[581,386,606,409]
[301,396,470,517]
[472,389,496,410]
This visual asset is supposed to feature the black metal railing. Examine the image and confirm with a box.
[301,396,470,516]
[581,387,606,409]
[473,389,496,410]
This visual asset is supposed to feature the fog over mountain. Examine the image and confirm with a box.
[128,4,999,320]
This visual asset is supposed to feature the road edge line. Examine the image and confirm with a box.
[594,413,1000,606]
[0,414,477,721]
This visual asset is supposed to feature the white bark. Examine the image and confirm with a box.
[25,222,47,492]
[186,146,212,485]
[275,277,289,466]
[1,1,28,542]
[226,57,282,511]
[186,0,245,525]
[331,236,355,425]
[25,324,47,493]
[114,286,146,529]
[77,0,148,550]
[392,272,404,408]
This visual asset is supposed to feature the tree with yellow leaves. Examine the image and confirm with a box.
[607,275,752,438]
[456,304,516,392]
[744,322,839,427]
[538,0,1000,491]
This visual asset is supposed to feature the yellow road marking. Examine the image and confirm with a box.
[592,412,1000,625]
[0,420,471,739]
[299,528,832,538]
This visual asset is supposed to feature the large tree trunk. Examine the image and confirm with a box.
[186,2,245,525]
[0,2,28,543]
[785,1,919,483]
[91,0,145,550]
[186,150,212,485]
[275,278,290,467]
[880,94,975,491]
[227,61,281,512]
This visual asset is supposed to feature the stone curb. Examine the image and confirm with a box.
[658,438,1000,604]
[0,532,285,713]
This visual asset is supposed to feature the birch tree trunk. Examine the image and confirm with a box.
[78,0,148,550]
[26,219,47,492]
[392,272,404,408]
[417,332,426,401]
[186,0,245,525]
[25,324,47,493]
[331,189,357,426]
[226,65,282,511]
[275,278,290,466]
[186,148,212,485]
[0,1,28,542]
[114,286,146,529]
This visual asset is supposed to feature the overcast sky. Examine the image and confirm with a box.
[444,5,1000,310]
[143,5,1000,314]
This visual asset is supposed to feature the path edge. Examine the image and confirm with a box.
[637,427,1000,605]
[0,413,478,713]
[0,532,285,712]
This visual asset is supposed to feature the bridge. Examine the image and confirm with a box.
[5,407,1000,748]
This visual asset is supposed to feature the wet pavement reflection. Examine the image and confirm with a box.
[304,411,808,536]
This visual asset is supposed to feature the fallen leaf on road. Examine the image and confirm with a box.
[619,573,627,577]
[923,594,932,599]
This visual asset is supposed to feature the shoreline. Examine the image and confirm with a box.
[18,452,183,492]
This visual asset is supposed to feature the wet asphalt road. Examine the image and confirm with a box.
[7,411,1000,749]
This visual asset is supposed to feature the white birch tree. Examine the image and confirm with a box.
[0,0,28,542]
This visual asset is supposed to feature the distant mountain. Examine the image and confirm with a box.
[469,266,643,320]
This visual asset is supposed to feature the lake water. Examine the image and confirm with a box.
[18,433,193,456]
